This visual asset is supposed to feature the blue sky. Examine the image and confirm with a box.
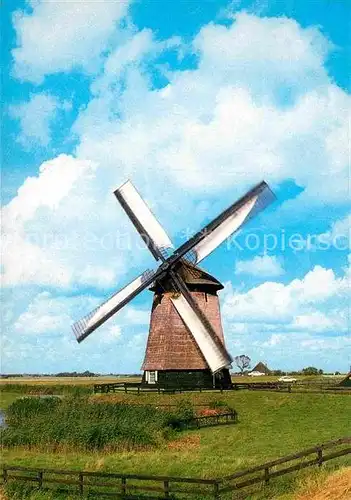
[2,0,350,374]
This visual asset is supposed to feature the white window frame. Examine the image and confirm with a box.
[146,370,158,384]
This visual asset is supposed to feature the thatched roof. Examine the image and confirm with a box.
[251,362,271,374]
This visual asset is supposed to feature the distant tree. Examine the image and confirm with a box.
[234,355,251,374]
[55,370,97,377]
[272,370,283,376]
[301,367,319,376]
[318,369,323,375]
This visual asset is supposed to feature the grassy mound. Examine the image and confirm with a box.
[1,397,196,451]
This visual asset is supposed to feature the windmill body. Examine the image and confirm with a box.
[72,180,275,389]
[142,261,231,388]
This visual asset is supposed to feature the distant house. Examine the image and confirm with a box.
[249,362,271,376]
[339,372,351,387]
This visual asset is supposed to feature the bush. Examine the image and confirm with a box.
[1,396,177,451]
[164,400,196,431]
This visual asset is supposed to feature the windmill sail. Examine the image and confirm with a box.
[170,293,231,373]
[168,270,232,373]
[115,180,173,260]
[72,270,157,343]
[172,181,275,265]
[73,177,276,377]
[192,194,258,263]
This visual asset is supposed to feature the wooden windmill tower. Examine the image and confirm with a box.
[72,180,275,388]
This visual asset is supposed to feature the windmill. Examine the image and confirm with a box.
[72,180,275,388]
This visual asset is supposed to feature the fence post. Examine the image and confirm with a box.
[213,481,220,500]
[121,476,126,497]
[317,447,323,466]
[78,472,84,495]
[164,480,170,498]
[38,471,43,489]
[264,467,270,484]
[3,468,8,483]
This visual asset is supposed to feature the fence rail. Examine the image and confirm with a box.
[182,411,237,429]
[2,466,218,499]
[2,437,350,499]
[93,383,231,394]
[93,381,351,395]
[218,436,351,495]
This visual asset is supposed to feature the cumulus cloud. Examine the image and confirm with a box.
[4,10,350,372]
[1,152,169,288]
[75,12,349,210]
[222,261,350,370]
[9,93,70,147]
[235,255,284,277]
[193,13,331,95]
[12,0,131,83]
[2,155,97,287]
[2,290,150,373]
[251,330,350,371]
[13,291,80,335]
[314,214,351,250]
[4,13,350,292]
[223,264,349,332]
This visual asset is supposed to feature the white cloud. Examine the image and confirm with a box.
[2,290,150,373]
[2,154,100,287]
[14,291,74,335]
[4,13,350,293]
[4,11,351,373]
[291,311,345,334]
[9,93,70,147]
[223,264,350,333]
[1,151,168,288]
[12,0,131,83]
[314,214,350,250]
[194,13,331,93]
[74,12,349,212]
[236,255,284,277]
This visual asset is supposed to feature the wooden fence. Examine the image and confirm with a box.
[180,411,237,429]
[93,382,229,394]
[1,466,219,499]
[218,436,351,496]
[2,437,350,499]
[93,381,350,395]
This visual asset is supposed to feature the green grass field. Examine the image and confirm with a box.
[1,378,350,499]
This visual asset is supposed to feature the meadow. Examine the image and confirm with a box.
[1,377,350,499]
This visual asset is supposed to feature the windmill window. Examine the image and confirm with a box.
[148,371,157,384]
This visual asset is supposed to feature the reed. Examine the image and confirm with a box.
[1,397,196,451]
